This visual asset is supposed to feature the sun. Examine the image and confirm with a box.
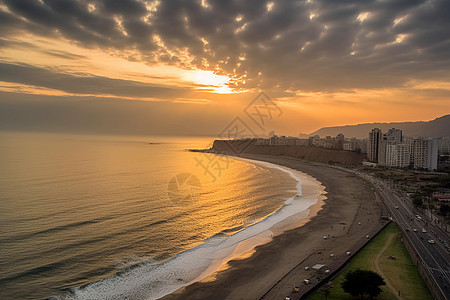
[187,70,235,94]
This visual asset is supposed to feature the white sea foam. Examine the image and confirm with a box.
[61,158,324,300]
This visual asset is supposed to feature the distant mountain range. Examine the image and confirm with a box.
[308,115,450,139]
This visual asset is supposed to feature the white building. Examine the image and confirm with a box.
[386,144,410,168]
[386,144,396,167]
[343,140,357,151]
[410,138,438,171]
[295,139,310,146]
[378,128,403,166]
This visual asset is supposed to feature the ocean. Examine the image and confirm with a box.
[0,131,320,299]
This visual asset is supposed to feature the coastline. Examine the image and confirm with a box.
[161,154,383,300]
[231,156,327,236]
[164,156,326,298]
[49,151,316,300]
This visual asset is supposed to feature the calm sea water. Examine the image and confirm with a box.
[0,132,302,300]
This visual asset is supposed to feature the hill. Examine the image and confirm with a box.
[308,115,450,139]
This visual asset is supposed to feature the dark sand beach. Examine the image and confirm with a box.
[162,155,384,300]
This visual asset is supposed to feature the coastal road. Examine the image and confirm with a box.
[370,178,450,300]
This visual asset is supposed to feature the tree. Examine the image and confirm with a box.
[322,287,330,300]
[341,270,386,299]
[321,282,333,300]
[440,204,449,216]
[412,194,423,207]
[428,203,435,216]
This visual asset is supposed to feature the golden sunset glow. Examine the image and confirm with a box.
[187,70,235,94]
[0,0,448,136]
[0,2,449,299]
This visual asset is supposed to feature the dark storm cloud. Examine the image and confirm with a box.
[100,0,148,16]
[1,0,449,92]
[0,62,190,98]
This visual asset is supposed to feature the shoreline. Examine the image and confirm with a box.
[166,156,327,297]
[52,152,319,300]
[232,156,327,236]
[162,154,383,300]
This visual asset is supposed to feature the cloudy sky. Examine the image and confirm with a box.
[0,0,449,136]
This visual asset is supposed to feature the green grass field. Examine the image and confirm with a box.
[306,223,432,299]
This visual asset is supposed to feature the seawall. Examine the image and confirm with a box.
[211,140,365,166]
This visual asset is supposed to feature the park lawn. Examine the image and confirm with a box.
[306,223,432,300]
[378,228,432,300]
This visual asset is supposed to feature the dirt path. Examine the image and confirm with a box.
[374,233,401,299]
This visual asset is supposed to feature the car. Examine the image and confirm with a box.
[405,228,410,232]
[413,228,417,232]
[428,239,435,244]
[422,229,427,233]
[395,205,399,209]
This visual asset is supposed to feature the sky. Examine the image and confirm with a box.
[0,0,449,137]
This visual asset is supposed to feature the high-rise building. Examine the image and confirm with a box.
[371,128,404,166]
[343,138,357,151]
[397,144,411,168]
[384,128,403,144]
[386,144,396,166]
[378,138,387,166]
[367,127,438,170]
[336,133,345,150]
[359,139,368,154]
[430,138,438,171]
[410,138,438,171]
[438,137,450,155]
[368,128,382,162]
[386,143,410,168]
[378,128,403,166]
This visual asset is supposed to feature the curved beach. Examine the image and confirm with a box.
[153,155,326,299]
[162,154,383,300]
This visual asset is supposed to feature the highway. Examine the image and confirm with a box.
[368,177,450,300]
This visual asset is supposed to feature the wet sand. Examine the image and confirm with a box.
[161,155,383,300]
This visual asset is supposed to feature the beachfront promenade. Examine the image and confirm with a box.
[262,221,390,300]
